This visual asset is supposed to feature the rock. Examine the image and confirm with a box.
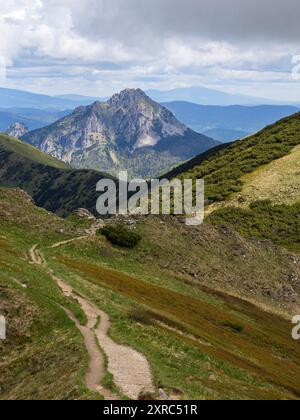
[73,208,96,221]
[158,389,169,400]
[6,122,29,139]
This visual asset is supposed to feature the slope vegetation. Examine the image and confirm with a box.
[217,144,300,207]
[0,134,113,216]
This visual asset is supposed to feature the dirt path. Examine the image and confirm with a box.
[30,244,154,400]
[49,220,104,249]
[29,245,44,265]
[50,236,89,249]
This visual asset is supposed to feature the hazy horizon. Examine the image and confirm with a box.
[1,0,300,101]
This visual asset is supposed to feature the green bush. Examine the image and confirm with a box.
[223,322,244,334]
[100,224,142,248]
[127,307,154,325]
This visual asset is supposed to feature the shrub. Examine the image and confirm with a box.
[224,322,244,333]
[127,307,154,325]
[100,224,142,248]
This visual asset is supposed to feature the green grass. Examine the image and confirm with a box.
[48,245,300,400]
[0,134,115,217]
[43,215,300,399]
[100,224,142,248]
[0,189,98,400]
[0,134,69,169]
[207,200,300,253]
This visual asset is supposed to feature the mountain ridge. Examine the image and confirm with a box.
[147,86,299,106]
[0,133,115,216]
[163,101,300,142]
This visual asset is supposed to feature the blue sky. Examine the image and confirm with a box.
[1,0,300,100]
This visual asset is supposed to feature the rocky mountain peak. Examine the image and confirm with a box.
[21,88,219,178]
[6,122,29,139]
[108,88,151,108]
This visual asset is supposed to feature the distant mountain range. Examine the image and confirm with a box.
[1,85,299,111]
[146,86,299,106]
[21,89,219,178]
[0,87,98,110]
[0,107,71,132]
[163,102,300,142]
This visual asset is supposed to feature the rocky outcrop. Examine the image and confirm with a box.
[6,122,28,139]
[73,208,96,221]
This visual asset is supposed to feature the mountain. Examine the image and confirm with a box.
[0,87,98,110]
[6,122,28,139]
[202,128,250,142]
[146,86,295,106]
[165,112,300,202]
[21,89,220,178]
[163,102,300,142]
[0,133,115,216]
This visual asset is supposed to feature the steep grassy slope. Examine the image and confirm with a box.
[0,134,114,216]
[0,189,95,400]
[164,113,300,253]
[0,134,69,169]
[207,201,300,254]
[205,144,300,253]
[165,112,300,204]
[1,189,300,400]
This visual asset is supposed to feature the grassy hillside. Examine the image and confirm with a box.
[0,134,69,169]
[166,112,300,204]
[164,113,300,253]
[209,144,300,209]
[1,188,300,400]
[0,134,114,216]
[0,189,95,400]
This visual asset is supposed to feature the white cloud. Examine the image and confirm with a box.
[0,0,299,99]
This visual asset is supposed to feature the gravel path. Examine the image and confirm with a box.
[29,244,154,400]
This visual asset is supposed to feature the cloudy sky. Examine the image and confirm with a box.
[1,0,300,100]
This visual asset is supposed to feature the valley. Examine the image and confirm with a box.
[0,88,300,402]
[1,183,300,400]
